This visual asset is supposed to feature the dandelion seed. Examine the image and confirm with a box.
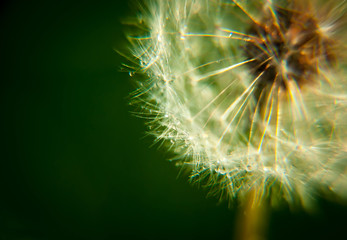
[126,0,347,209]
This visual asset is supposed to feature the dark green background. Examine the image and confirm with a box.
[1,1,346,239]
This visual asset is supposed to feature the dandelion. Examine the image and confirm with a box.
[125,0,347,209]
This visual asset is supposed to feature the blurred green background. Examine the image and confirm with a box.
[0,1,346,239]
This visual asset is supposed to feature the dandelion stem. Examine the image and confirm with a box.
[235,190,268,240]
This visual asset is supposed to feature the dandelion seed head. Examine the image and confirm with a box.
[127,0,347,208]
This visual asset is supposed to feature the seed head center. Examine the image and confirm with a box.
[244,6,335,93]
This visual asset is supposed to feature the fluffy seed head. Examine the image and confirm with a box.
[125,0,347,208]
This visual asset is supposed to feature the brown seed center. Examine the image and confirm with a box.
[244,5,335,95]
